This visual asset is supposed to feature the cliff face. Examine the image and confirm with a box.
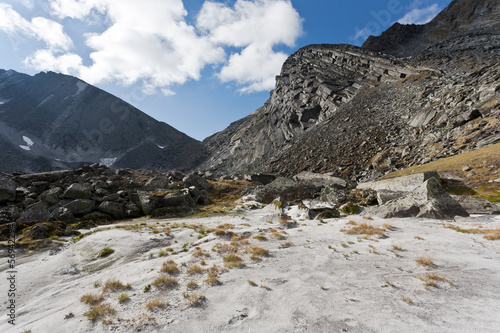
[201,0,500,180]
[0,70,207,173]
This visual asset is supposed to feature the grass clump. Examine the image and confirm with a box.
[152,276,179,289]
[84,303,116,322]
[183,292,206,307]
[252,234,268,241]
[401,296,414,305]
[417,273,452,288]
[249,246,270,260]
[80,292,104,305]
[279,240,293,248]
[445,225,500,240]
[187,264,205,275]
[223,254,245,268]
[161,260,180,275]
[98,247,115,258]
[248,280,258,287]
[341,223,386,237]
[146,299,168,311]
[118,293,130,303]
[186,281,199,290]
[415,257,436,268]
[102,279,132,292]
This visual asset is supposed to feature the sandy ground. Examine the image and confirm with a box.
[1,199,500,333]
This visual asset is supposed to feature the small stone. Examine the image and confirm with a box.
[462,166,471,172]
[53,264,80,275]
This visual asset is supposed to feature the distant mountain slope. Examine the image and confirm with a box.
[0,70,207,173]
[200,0,500,180]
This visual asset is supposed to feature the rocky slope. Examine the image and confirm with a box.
[200,0,500,181]
[0,70,207,173]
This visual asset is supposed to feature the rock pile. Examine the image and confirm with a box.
[0,164,211,240]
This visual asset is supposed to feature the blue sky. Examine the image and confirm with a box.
[0,0,452,140]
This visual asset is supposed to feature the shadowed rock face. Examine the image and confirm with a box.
[201,0,500,181]
[0,70,208,173]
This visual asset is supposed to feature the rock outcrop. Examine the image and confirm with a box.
[200,0,500,182]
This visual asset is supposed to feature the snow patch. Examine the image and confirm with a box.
[19,145,31,151]
[23,136,34,147]
[100,158,117,167]
[157,144,166,149]
[75,81,88,95]
[38,94,54,107]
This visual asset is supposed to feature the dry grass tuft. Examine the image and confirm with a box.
[415,257,436,268]
[187,264,205,275]
[152,276,179,289]
[84,303,116,322]
[248,280,258,287]
[118,293,130,303]
[161,260,180,275]
[446,225,500,240]
[146,299,168,311]
[186,281,199,290]
[223,254,245,268]
[341,223,386,237]
[80,292,104,305]
[279,240,293,248]
[183,292,206,307]
[102,279,132,292]
[417,273,452,288]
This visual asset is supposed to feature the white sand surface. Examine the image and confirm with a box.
[1,204,499,333]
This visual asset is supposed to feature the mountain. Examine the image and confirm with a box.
[0,70,207,173]
[200,0,500,180]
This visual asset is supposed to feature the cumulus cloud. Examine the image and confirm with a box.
[198,0,302,92]
[1,0,302,94]
[398,4,441,25]
[0,3,72,51]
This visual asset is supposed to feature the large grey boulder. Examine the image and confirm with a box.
[143,177,173,191]
[182,173,211,191]
[0,174,16,203]
[63,199,95,216]
[357,172,440,193]
[98,201,126,219]
[451,195,500,214]
[50,207,76,222]
[138,190,196,216]
[320,186,347,205]
[365,177,469,219]
[17,202,51,222]
[62,183,93,200]
[40,187,63,205]
[254,177,317,204]
[251,174,277,185]
[294,171,353,189]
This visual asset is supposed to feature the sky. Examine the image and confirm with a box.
[0,0,452,141]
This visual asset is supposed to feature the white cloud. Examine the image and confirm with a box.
[198,0,302,93]
[0,3,73,51]
[1,0,303,94]
[398,4,440,25]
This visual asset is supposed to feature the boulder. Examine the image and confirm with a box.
[63,199,95,216]
[29,181,50,195]
[357,172,440,193]
[294,171,353,189]
[251,173,277,185]
[307,207,340,220]
[255,177,317,204]
[143,177,173,190]
[17,202,51,222]
[98,201,126,219]
[376,189,407,205]
[182,173,211,191]
[50,207,76,223]
[0,206,22,224]
[21,221,66,240]
[451,195,500,214]
[0,174,16,203]
[138,190,195,216]
[320,186,347,205]
[365,177,469,219]
[40,187,63,205]
[62,183,93,200]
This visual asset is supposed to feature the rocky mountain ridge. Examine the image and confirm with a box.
[200,0,500,181]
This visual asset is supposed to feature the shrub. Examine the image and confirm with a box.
[146,299,168,311]
[187,264,205,275]
[415,257,436,268]
[186,281,199,290]
[183,292,206,307]
[340,202,360,215]
[223,254,245,268]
